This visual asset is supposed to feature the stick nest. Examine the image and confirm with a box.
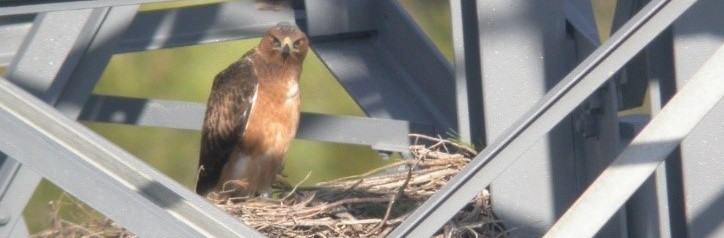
[33,135,504,237]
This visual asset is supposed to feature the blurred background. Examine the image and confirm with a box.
[12,0,618,233]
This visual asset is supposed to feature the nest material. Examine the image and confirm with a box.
[33,135,504,238]
[32,193,136,238]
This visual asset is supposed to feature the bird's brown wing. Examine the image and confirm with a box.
[196,51,258,195]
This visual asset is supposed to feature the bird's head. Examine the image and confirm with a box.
[260,22,309,64]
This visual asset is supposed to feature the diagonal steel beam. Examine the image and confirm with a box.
[0,75,262,237]
[50,6,139,118]
[0,14,33,67]
[388,0,699,236]
[0,8,113,237]
[310,1,456,136]
[0,0,174,16]
[545,42,724,238]
[1,4,262,237]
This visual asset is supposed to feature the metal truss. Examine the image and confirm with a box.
[389,0,704,237]
[0,0,721,237]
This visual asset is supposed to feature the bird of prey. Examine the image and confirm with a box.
[196,22,309,198]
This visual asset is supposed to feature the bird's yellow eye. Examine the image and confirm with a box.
[271,36,281,47]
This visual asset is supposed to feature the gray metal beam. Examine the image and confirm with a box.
[0,0,595,66]
[611,1,679,237]
[564,0,600,47]
[50,6,137,118]
[302,0,378,37]
[77,95,205,130]
[4,8,107,100]
[0,8,111,237]
[8,217,29,238]
[0,160,40,238]
[120,1,295,52]
[677,95,724,238]
[1,4,263,237]
[627,28,679,238]
[672,1,724,236]
[0,0,173,16]
[545,43,724,238]
[0,2,295,66]
[309,0,456,135]
[0,4,264,236]
[0,14,33,67]
[613,0,651,111]
[450,0,484,146]
[0,75,262,237]
[478,1,575,236]
[76,95,430,152]
[389,0,699,236]
[297,113,431,152]
[566,2,626,235]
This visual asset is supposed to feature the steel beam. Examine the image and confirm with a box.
[449,0,484,146]
[0,8,110,237]
[0,0,173,16]
[0,2,296,66]
[613,0,651,111]
[0,75,262,237]
[297,113,431,152]
[77,95,206,130]
[309,0,456,135]
[0,160,40,237]
[564,0,600,47]
[566,3,626,234]
[672,1,724,236]
[120,1,294,52]
[51,6,137,118]
[627,28,679,238]
[0,4,263,236]
[611,1,679,237]
[545,43,724,238]
[4,8,107,100]
[0,5,263,237]
[478,0,574,236]
[76,95,429,152]
[0,14,33,66]
[9,216,29,238]
[389,0,699,237]
[302,0,378,37]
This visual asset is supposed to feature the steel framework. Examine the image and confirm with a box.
[0,0,722,237]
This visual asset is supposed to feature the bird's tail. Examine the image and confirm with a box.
[195,165,220,196]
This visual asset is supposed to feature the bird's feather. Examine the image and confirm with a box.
[196,50,258,195]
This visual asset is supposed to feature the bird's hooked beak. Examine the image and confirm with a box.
[281,37,292,59]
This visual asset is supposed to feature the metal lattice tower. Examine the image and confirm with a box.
[1,0,722,237]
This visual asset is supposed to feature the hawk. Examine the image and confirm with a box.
[196,22,309,198]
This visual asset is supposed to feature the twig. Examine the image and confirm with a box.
[282,171,311,201]
[409,133,478,155]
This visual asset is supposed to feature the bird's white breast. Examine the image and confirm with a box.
[286,80,299,99]
[230,153,252,180]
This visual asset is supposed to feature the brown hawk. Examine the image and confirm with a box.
[196,22,309,198]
